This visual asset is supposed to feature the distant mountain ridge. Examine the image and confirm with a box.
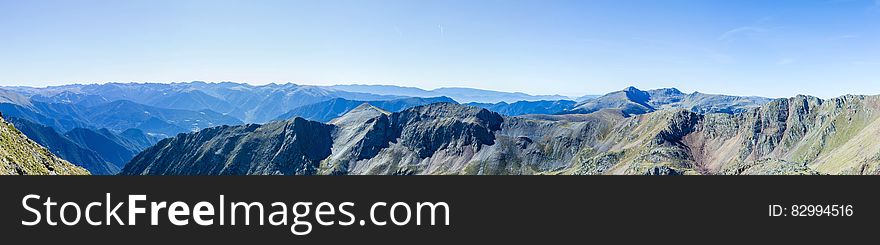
[274,96,457,122]
[326,84,573,104]
[0,99,242,137]
[0,82,803,176]
[568,86,772,116]
[121,93,880,175]
[465,100,578,116]
[3,82,402,123]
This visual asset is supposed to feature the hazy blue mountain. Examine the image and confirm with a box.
[30,91,111,107]
[92,128,156,154]
[465,100,577,116]
[275,97,457,122]
[432,87,569,104]
[326,84,571,104]
[5,82,577,122]
[83,100,243,137]
[4,82,402,123]
[6,117,119,175]
[1,99,241,138]
[119,128,163,151]
[567,86,772,116]
[0,102,91,132]
[143,90,236,116]
[326,85,436,97]
[0,89,34,107]
[64,128,141,170]
[574,94,600,102]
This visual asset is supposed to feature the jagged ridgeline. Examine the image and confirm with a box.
[122,94,880,175]
[0,114,89,175]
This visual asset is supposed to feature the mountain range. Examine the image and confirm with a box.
[274,96,457,122]
[0,82,605,174]
[567,86,773,116]
[4,82,582,124]
[120,92,880,175]
[10,81,879,175]
[326,84,575,104]
[465,100,578,116]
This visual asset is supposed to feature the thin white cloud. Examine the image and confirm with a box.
[438,24,445,38]
[828,34,859,41]
[717,26,767,41]
[851,61,880,66]
[394,25,403,38]
[777,58,796,65]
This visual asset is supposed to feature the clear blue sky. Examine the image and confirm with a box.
[1,0,878,98]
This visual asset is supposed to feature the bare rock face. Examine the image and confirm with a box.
[0,114,89,175]
[684,95,880,175]
[339,103,507,175]
[654,110,703,146]
[322,103,393,175]
[389,103,503,158]
[121,117,333,175]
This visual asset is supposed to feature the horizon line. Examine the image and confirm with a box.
[2,80,878,100]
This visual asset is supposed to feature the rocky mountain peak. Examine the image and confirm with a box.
[388,103,504,159]
[651,87,684,96]
[329,103,389,126]
[393,103,504,131]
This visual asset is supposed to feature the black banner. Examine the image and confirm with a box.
[0,176,875,243]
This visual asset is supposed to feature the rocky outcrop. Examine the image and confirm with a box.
[389,103,503,158]
[329,103,505,175]
[0,114,89,175]
[121,117,333,175]
[680,95,880,175]
[321,104,394,175]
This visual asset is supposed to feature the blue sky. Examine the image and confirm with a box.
[0,0,878,98]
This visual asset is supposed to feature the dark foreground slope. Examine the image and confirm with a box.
[122,95,880,175]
